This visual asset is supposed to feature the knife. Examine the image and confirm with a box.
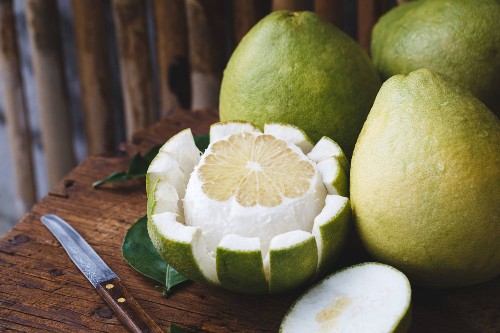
[41,214,164,333]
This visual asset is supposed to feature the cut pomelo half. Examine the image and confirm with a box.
[280,263,412,333]
[147,121,352,294]
[264,123,314,154]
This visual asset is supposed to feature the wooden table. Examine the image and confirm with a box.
[0,109,498,332]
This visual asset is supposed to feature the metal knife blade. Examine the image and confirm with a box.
[41,214,117,286]
[41,214,164,333]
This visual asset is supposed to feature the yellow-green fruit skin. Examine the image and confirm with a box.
[220,11,381,157]
[371,0,500,115]
[351,69,500,288]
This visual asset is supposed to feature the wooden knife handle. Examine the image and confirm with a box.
[96,278,164,333]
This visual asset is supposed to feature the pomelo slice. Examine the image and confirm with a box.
[280,263,412,333]
[307,136,349,173]
[147,121,352,294]
[209,121,260,143]
[264,123,314,154]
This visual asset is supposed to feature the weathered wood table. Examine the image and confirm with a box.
[0,109,498,332]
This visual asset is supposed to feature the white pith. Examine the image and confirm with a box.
[148,121,350,289]
[280,263,411,333]
[264,123,314,154]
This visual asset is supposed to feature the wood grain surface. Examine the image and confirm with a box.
[0,109,498,332]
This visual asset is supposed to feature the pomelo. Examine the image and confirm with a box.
[371,0,500,115]
[280,263,412,333]
[219,11,381,157]
[351,69,500,287]
[147,122,352,293]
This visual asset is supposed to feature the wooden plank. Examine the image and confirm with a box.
[272,0,313,11]
[232,0,271,43]
[357,0,391,52]
[0,109,498,332]
[185,0,227,109]
[153,0,191,116]
[314,0,342,27]
[72,0,116,155]
[111,0,155,139]
[0,0,37,209]
[24,0,76,188]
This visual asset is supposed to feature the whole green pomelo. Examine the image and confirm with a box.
[371,0,500,115]
[219,11,381,157]
[351,68,500,288]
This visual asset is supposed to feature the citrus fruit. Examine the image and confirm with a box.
[147,122,351,293]
[351,69,500,287]
[371,0,500,115]
[280,263,412,333]
[219,10,381,157]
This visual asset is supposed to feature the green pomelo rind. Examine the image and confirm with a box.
[216,237,268,294]
[317,157,348,197]
[351,68,500,287]
[220,10,381,156]
[313,195,352,277]
[371,0,500,114]
[264,122,315,154]
[307,136,350,174]
[279,262,412,333]
[147,213,219,287]
[268,232,318,294]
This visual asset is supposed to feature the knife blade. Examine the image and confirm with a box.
[41,214,164,333]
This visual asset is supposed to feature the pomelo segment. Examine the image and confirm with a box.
[316,157,348,196]
[209,121,260,143]
[307,136,349,173]
[216,234,268,294]
[266,230,318,294]
[148,212,219,286]
[312,195,351,277]
[280,263,412,333]
[264,123,314,154]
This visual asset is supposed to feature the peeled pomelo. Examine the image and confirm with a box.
[219,10,381,157]
[351,68,500,287]
[147,121,352,294]
[280,263,412,333]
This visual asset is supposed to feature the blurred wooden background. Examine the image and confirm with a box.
[0,0,398,231]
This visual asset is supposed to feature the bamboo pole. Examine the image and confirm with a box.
[24,0,75,188]
[72,0,116,155]
[233,0,270,43]
[185,0,227,109]
[0,0,37,210]
[111,0,155,139]
[153,0,191,115]
[357,0,391,52]
[272,0,313,11]
[315,0,342,27]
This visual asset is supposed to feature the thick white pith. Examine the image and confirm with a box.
[147,122,351,292]
[280,263,412,333]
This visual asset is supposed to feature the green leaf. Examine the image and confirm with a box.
[122,216,189,293]
[122,216,167,284]
[92,171,130,188]
[194,133,210,152]
[93,134,208,188]
[165,264,189,294]
[169,323,190,333]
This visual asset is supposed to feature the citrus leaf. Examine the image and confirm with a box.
[165,264,189,294]
[92,171,130,188]
[93,135,207,188]
[122,216,189,293]
[194,133,209,152]
[122,216,167,284]
[169,323,189,333]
